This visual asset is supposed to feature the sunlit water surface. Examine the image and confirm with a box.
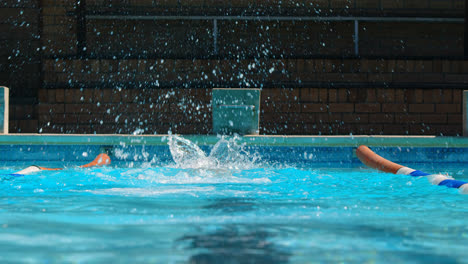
[0,137,467,263]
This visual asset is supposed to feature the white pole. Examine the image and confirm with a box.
[463,90,468,136]
[213,19,218,55]
[354,20,359,56]
[0,86,9,134]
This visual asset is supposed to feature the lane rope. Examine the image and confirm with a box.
[356,145,468,194]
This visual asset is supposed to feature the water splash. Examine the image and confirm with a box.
[168,135,260,170]
[209,136,260,170]
[168,135,211,168]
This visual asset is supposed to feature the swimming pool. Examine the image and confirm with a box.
[0,135,467,263]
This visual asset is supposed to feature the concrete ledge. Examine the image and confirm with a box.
[0,134,468,147]
[0,87,8,134]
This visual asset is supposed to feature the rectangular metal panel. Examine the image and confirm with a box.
[212,88,261,135]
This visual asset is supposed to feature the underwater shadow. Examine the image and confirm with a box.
[202,197,257,213]
[179,224,291,264]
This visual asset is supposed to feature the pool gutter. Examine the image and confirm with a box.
[0,134,467,147]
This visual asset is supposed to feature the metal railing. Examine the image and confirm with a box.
[85,14,464,56]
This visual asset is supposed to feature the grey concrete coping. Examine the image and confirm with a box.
[0,134,467,147]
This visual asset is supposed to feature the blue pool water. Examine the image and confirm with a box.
[0,136,467,263]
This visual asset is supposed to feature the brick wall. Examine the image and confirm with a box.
[36,86,463,135]
[1,0,41,132]
[39,58,465,135]
[37,88,212,134]
[261,87,461,135]
[82,17,463,58]
[2,0,468,135]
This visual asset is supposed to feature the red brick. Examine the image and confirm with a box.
[328,103,354,113]
[420,114,447,123]
[337,89,348,102]
[47,89,56,103]
[409,104,435,113]
[302,103,328,113]
[451,61,464,74]
[436,104,461,113]
[394,60,407,72]
[327,113,343,123]
[65,104,83,113]
[102,89,112,103]
[453,90,463,103]
[262,88,281,100]
[315,113,332,123]
[369,113,394,123]
[38,104,64,114]
[304,60,315,73]
[433,60,443,73]
[356,124,384,134]
[17,120,38,133]
[296,113,316,123]
[368,73,392,83]
[382,124,409,135]
[360,59,370,73]
[328,88,338,102]
[415,60,433,73]
[38,89,48,103]
[448,114,462,124]
[382,103,408,113]
[13,105,24,120]
[111,89,122,103]
[395,89,405,102]
[344,73,368,82]
[440,89,453,103]
[409,124,435,135]
[55,89,65,103]
[442,60,451,72]
[395,113,420,123]
[355,103,381,113]
[342,113,369,123]
[261,113,281,123]
[376,88,395,103]
[301,88,319,102]
[82,89,94,103]
[347,88,365,103]
[405,89,424,103]
[365,60,386,73]
[393,73,444,83]
[435,125,461,136]
[318,88,328,102]
[422,89,436,103]
[281,103,301,113]
[38,114,51,122]
[405,60,415,72]
[74,90,84,103]
[64,89,74,103]
[366,88,377,102]
[445,74,468,83]
[394,73,420,83]
[51,113,75,123]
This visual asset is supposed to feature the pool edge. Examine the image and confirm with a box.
[0,134,467,147]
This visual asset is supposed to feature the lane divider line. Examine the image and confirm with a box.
[356,145,468,194]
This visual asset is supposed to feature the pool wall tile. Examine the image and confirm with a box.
[0,135,467,165]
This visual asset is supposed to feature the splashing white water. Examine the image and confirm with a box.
[209,136,260,170]
[167,135,260,170]
[168,135,212,169]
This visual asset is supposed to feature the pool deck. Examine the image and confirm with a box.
[0,134,467,147]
